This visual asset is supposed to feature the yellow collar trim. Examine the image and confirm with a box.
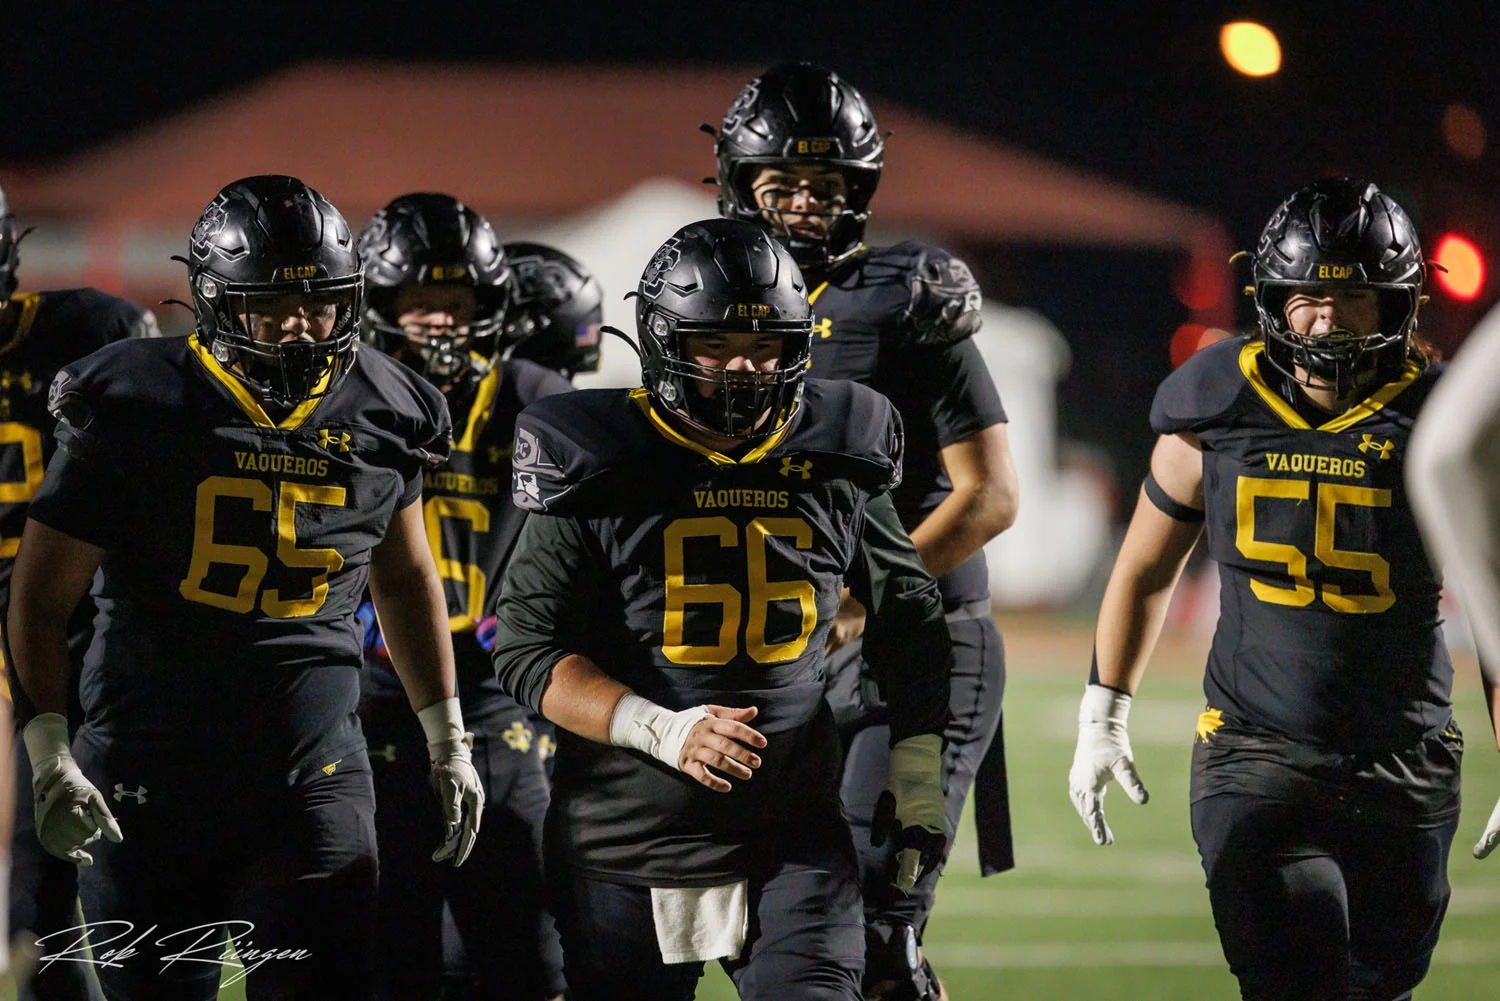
[628,388,793,465]
[0,293,42,358]
[1237,340,1421,433]
[453,365,502,453]
[188,334,333,431]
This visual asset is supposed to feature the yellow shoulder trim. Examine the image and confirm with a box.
[627,387,794,465]
[808,281,830,305]
[453,366,502,453]
[0,293,43,358]
[187,334,333,431]
[1238,340,1424,434]
[1238,341,1310,430]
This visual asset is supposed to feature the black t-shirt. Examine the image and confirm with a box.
[1152,336,1451,752]
[492,379,952,884]
[807,240,1007,607]
[29,338,449,773]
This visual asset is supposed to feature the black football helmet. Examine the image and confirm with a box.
[1252,178,1424,396]
[636,218,812,440]
[502,241,603,377]
[0,183,22,302]
[186,175,361,409]
[358,193,512,389]
[713,62,883,272]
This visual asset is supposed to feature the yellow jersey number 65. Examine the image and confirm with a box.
[179,475,347,618]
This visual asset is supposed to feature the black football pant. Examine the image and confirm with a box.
[1190,719,1462,1001]
[71,733,377,1001]
[10,730,105,1001]
[549,821,865,1001]
[833,611,1006,932]
[362,702,564,1000]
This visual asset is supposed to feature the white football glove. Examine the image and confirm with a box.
[1473,794,1500,859]
[1068,684,1149,846]
[22,713,122,866]
[418,699,484,867]
[871,733,948,892]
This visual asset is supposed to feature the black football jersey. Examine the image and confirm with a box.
[806,241,1006,606]
[498,379,906,883]
[361,358,571,726]
[28,338,450,773]
[1152,337,1451,751]
[0,289,154,718]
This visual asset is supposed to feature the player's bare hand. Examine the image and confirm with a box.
[679,705,767,793]
[825,590,867,654]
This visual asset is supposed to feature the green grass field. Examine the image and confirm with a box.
[694,617,1500,1000]
[188,617,1500,999]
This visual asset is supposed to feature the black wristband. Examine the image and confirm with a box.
[1088,649,1131,693]
[1143,471,1204,522]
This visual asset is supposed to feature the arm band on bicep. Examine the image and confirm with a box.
[1142,471,1204,522]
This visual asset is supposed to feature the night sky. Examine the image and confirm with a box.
[6,0,1499,493]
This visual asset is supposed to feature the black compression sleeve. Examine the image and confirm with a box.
[846,491,953,744]
[1142,471,1204,522]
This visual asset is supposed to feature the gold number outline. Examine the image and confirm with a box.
[424,496,492,630]
[0,422,46,558]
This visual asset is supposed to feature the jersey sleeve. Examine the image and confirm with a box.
[1149,337,1248,436]
[393,370,453,509]
[903,337,1007,449]
[510,393,622,514]
[28,367,130,549]
[491,512,601,712]
[845,491,952,743]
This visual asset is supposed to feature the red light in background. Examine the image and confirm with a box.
[1172,255,1224,311]
[1434,234,1484,301]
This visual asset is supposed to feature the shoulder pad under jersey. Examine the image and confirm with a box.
[511,389,648,514]
[781,378,904,492]
[878,240,983,346]
[1150,335,1253,436]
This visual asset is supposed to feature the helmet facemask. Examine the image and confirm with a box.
[365,280,510,392]
[640,308,811,441]
[193,271,362,410]
[1255,280,1417,398]
[724,161,878,272]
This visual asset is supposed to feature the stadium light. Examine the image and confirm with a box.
[1434,234,1484,301]
[1220,22,1281,77]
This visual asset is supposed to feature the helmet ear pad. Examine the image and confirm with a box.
[635,219,814,441]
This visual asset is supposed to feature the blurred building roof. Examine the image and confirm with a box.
[7,62,1226,252]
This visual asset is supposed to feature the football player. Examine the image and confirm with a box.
[356,194,569,1001]
[0,180,157,1001]
[709,62,1019,1000]
[492,218,953,1001]
[7,175,484,1001]
[1069,178,1478,1000]
[501,241,604,381]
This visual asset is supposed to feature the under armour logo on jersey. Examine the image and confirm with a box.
[489,444,512,465]
[0,370,33,392]
[779,457,813,480]
[1357,434,1395,460]
[503,721,534,753]
[113,784,148,805]
[813,318,833,339]
[319,429,352,452]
